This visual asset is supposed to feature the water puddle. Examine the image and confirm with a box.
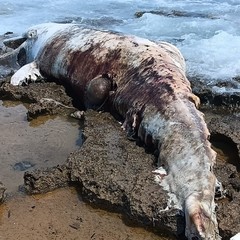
[0,100,82,193]
[0,187,170,240]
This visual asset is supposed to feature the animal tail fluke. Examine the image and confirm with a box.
[185,192,221,240]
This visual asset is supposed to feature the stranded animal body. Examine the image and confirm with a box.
[7,23,220,239]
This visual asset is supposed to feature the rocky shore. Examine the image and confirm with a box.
[0,35,239,239]
[0,78,238,239]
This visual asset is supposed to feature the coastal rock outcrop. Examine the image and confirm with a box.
[24,110,184,237]
[22,107,240,239]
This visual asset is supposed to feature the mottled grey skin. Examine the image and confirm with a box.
[8,23,220,239]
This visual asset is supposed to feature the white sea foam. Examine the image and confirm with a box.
[180,31,240,80]
[0,0,240,86]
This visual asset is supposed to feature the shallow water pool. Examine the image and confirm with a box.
[0,100,82,193]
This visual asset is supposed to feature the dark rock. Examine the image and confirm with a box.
[24,110,184,237]
[23,108,240,238]
[214,162,240,239]
[134,10,218,19]
[0,82,72,104]
[13,160,35,171]
[0,82,76,118]
[3,36,27,49]
[190,76,240,111]
[54,16,123,28]
[206,113,240,239]
[208,115,240,163]
[24,165,70,194]
[217,193,240,240]
[0,182,6,203]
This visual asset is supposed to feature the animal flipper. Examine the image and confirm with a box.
[10,61,42,86]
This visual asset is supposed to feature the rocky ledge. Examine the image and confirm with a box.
[0,79,239,239]
[23,108,240,240]
[24,110,183,238]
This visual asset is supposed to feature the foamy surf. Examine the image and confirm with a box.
[0,0,240,90]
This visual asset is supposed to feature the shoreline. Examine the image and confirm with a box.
[0,32,239,239]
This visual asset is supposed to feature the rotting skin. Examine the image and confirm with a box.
[7,23,220,239]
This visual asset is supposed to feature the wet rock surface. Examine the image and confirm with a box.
[0,81,76,119]
[24,165,70,194]
[0,187,169,240]
[22,108,240,239]
[207,113,240,239]
[190,76,240,110]
[0,78,239,239]
[24,110,183,238]
[0,36,239,239]
[134,10,218,20]
[208,115,240,161]
[202,109,240,239]
[67,111,184,236]
[13,160,36,171]
[0,182,6,203]
[214,162,240,238]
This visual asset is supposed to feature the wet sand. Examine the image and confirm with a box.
[0,187,169,240]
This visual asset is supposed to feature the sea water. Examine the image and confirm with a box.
[0,0,240,87]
